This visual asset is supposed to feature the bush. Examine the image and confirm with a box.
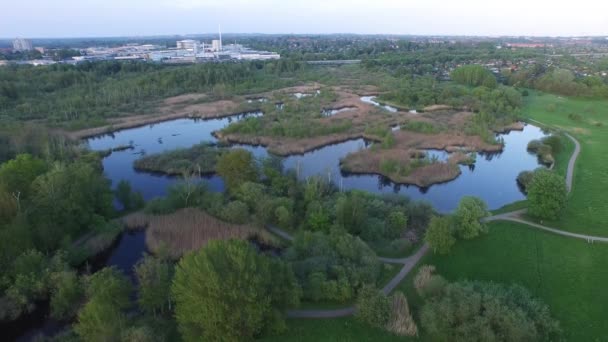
[517,170,535,193]
[50,271,84,320]
[452,196,489,239]
[74,267,132,341]
[220,200,250,224]
[541,135,563,154]
[386,211,407,239]
[421,280,561,342]
[424,216,455,254]
[413,265,447,298]
[285,230,381,302]
[355,285,390,328]
[451,65,497,88]
[528,169,567,220]
[386,292,418,337]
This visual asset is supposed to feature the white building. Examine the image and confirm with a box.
[211,39,222,52]
[176,39,198,50]
[13,38,33,52]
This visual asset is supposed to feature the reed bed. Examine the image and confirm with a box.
[121,208,276,259]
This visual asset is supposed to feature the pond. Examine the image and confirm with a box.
[360,96,399,112]
[12,113,547,341]
[87,113,546,213]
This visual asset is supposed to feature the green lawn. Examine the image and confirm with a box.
[398,221,608,341]
[522,91,608,235]
[260,317,409,342]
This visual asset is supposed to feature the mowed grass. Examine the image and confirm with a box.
[260,317,409,342]
[522,92,608,235]
[397,221,608,341]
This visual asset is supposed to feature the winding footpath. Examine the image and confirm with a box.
[273,123,598,319]
[486,126,608,243]
[267,224,430,318]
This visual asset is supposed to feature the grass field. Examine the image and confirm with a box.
[397,221,608,341]
[263,92,608,341]
[260,317,410,342]
[521,91,608,235]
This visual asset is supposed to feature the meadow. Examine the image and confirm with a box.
[521,91,608,236]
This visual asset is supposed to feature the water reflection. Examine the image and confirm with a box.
[87,115,547,213]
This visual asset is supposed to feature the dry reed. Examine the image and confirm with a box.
[122,208,276,259]
[386,292,418,337]
[413,265,436,296]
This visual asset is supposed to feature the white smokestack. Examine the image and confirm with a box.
[218,24,222,51]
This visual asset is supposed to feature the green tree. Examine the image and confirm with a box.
[528,169,567,220]
[220,200,250,224]
[114,180,143,211]
[355,285,390,328]
[453,196,489,239]
[31,162,113,249]
[425,216,456,254]
[74,267,132,342]
[421,281,561,342]
[386,210,407,239]
[171,239,300,341]
[216,149,259,193]
[451,65,497,88]
[50,270,84,320]
[335,192,368,235]
[0,154,47,203]
[135,254,174,317]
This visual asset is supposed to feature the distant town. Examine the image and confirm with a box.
[1,29,280,66]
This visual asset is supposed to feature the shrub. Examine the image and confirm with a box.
[452,196,489,239]
[541,135,563,154]
[355,285,390,328]
[517,170,535,193]
[425,216,455,254]
[285,230,381,302]
[386,292,418,336]
[386,211,407,239]
[401,120,440,134]
[413,265,447,298]
[74,267,132,341]
[528,169,567,220]
[421,281,561,342]
[527,139,543,152]
[50,271,84,320]
[451,65,497,88]
[568,113,583,122]
[220,200,250,224]
[135,254,173,316]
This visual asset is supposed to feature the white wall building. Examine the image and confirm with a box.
[176,39,198,50]
[13,38,33,52]
[211,39,222,52]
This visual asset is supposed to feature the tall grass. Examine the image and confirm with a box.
[122,208,277,259]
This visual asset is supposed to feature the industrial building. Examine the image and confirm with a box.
[13,38,33,51]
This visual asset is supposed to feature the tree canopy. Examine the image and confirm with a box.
[451,65,498,88]
[171,239,300,341]
[216,149,259,193]
[421,280,561,342]
[527,169,567,220]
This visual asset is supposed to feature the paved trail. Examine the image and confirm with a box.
[265,224,430,318]
[278,124,595,319]
[286,244,429,318]
[486,126,608,243]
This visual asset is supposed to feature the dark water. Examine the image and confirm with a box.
[87,230,147,279]
[87,113,546,213]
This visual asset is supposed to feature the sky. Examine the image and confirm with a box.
[2,0,608,38]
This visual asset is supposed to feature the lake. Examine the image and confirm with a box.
[87,114,546,213]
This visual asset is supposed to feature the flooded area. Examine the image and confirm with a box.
[87,114,546,213]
